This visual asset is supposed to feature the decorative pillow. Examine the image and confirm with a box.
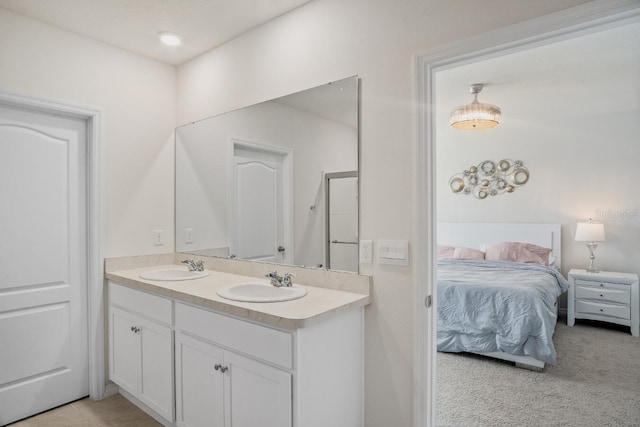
[485,242,552,265]
[452,246,485,260]
[437,245,455,259]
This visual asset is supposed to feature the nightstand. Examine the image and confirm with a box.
[568,269,639,337]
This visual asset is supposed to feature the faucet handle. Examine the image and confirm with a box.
[282,272,296,287]
[194,260,204,271]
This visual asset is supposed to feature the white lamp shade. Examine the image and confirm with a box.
[575,222,605,242]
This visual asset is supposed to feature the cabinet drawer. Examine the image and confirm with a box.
[575,285,630,305]
[574,279,628,291]
[575,300,630,320]
[109,281,173,325]
[175,302,292,369]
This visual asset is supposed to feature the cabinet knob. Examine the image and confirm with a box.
[600,309,604,312]
[600,283,604,287]
[214,364,228,373]
[130,326,140,333]
[600,294,604,297]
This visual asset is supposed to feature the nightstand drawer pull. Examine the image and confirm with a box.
[575,286,630,305]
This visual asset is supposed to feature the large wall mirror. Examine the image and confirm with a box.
[176,76,360,272]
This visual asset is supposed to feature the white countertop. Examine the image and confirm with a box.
[106,264,371,329]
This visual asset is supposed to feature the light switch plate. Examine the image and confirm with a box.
[359,240,373,264]
[377,239,409,266]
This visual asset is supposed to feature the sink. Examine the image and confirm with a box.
[217,282,307,303]
[139,268,211,281]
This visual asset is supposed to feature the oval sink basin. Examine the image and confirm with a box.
[217,282,307,303]
[139,268,211,281]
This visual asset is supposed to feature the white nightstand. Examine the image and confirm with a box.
[568,269,639,337]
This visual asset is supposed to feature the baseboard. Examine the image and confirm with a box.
[103,382,119,398]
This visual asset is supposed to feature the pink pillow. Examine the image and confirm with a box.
[438,245,455,259]
[452,247,485,260]
[485,242,552,265]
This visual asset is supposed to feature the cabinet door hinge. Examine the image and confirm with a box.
[425,295,432,308]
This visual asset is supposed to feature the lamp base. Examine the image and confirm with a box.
[585,242,599,273]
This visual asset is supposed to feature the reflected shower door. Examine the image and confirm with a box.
[325,172,358,272]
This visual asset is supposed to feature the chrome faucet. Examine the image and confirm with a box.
[182,259,204,271]
[265,270,295,287]
[265,270,283,287]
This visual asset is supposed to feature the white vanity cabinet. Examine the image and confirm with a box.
[107,278,365,427]
[175,332,292,427]
[175,301,363,427]
[108,282,175,423]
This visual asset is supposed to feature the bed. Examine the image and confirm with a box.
[436,222,569,369]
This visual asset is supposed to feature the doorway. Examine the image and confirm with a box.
[413,3,640,426]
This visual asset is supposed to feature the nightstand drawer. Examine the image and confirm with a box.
[576,300,630,320]
[574,279,628,291]
[575,285,630,305]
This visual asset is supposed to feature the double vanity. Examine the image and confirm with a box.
[105,254,371,427]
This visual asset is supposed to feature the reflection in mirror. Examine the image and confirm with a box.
[176,76,359,272]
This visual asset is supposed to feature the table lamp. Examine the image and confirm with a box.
[575,219,605,273]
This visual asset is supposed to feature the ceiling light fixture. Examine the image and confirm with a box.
[159,31,181,47]
[449,84,501,131]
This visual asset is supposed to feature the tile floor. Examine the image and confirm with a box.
[9,394,160,426]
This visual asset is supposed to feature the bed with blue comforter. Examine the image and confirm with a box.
[437,260,569,365]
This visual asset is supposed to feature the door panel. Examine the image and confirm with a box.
[226,351,291,427]
[0,105,89,425]
[232,146,285,263]
[139,318,174,422]
[176,333,225,427]
[109,308,140,395]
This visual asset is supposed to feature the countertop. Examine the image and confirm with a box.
[106,264,371,329]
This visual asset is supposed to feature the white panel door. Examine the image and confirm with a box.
[232,146,285,263]
[225,351,292,427]
[0,105,88,425]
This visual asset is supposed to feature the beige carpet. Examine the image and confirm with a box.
[9,394,160,427]
[437,317,640,427]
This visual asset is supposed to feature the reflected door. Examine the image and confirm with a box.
[326,172,358,272]
[0,105,89,425]
[231,144,289,263]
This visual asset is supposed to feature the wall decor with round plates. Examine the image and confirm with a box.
[448,159,529,199]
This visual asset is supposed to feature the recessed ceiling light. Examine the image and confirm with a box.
[159,32,181,47]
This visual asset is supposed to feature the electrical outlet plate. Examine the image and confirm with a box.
[185,228,193,244]
[359,240,373,264]
[154,229,164,246]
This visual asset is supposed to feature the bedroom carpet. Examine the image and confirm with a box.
[436,317,640,427]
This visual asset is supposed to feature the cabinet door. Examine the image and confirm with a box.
[175,333,225,427]
[225,351,291,427]
[139,316,175,422]
[109,307,140,395]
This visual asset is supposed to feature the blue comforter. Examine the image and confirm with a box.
[437,260,569,364]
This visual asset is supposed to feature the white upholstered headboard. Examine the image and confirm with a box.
[437,222,562,268]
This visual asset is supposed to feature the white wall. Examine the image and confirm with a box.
[175,0,592,424]
[435,21,640,287]
[0,8,177,258]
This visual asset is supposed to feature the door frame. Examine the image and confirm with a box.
[412,1,640,425]
[0,91,104,400]
[227,137,294,264]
